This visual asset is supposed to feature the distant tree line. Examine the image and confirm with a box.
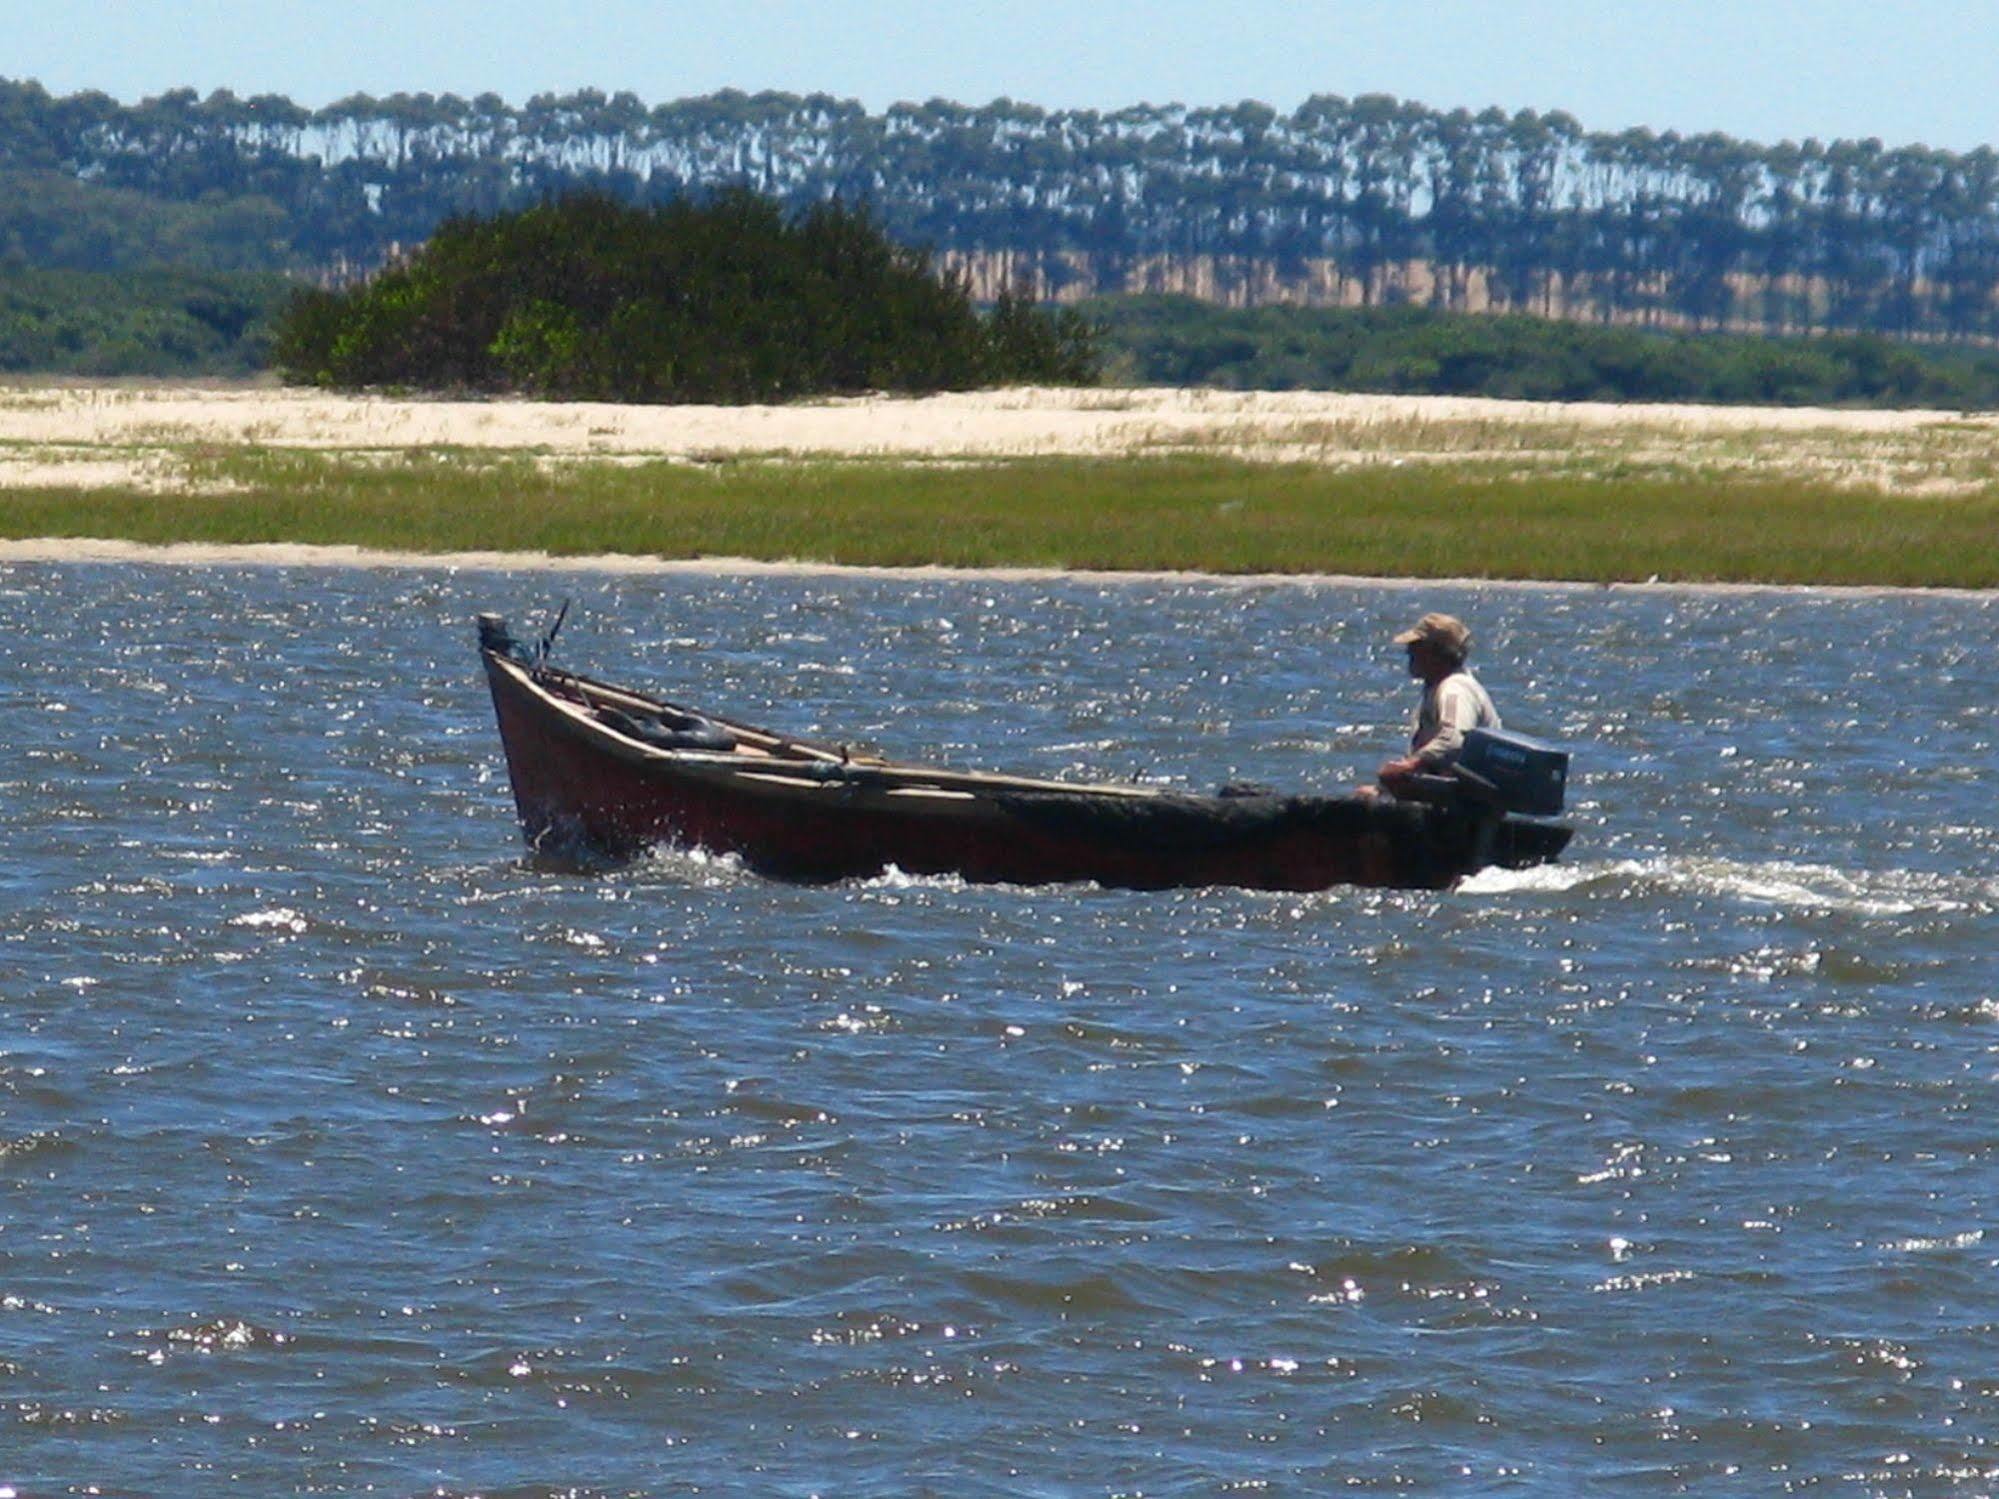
[1090,296,1999,407]
[8,78,1999,338]
[274,193,1097,401]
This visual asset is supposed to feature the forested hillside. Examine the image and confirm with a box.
[6,78,1999,339]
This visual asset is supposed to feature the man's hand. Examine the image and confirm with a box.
[1377,755,1424,784]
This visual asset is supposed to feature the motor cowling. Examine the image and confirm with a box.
[1455,727,1569,816]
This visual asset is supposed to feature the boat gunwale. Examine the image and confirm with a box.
[485,651,1170,803]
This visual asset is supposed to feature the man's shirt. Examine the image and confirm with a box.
[1411,670,1500,766]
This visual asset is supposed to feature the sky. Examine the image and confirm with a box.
[7,0,1999,152]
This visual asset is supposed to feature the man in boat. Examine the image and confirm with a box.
[1374,612,1500,799]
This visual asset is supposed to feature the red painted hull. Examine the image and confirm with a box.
[482,646,1572,892]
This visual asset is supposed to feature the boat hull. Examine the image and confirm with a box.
[483,648,1572,892]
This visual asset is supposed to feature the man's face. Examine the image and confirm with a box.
[1405,642,1429,679]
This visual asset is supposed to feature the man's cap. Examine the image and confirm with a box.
[1393,612,1472,654]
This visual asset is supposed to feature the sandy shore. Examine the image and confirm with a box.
[4,382,1997,492]
[0,381,1976,451]
[5,536,1992,599]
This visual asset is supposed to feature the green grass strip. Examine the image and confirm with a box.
[3,449,1995,588]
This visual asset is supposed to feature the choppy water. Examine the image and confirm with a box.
[3,561,1995,1495]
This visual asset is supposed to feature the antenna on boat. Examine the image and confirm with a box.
[533,597,572,668]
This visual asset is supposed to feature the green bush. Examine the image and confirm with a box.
[274,191,1101,402]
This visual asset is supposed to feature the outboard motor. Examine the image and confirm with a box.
[1453,727,1569,816]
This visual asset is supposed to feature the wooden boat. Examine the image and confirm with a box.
[478,614,1573,891]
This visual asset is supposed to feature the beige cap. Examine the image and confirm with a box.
[1393,612,1472,656]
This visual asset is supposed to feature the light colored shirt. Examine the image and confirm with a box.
[1411,669,1500,766]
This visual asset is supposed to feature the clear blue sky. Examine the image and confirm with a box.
[8,0,1999,151]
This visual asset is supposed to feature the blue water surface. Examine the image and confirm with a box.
[2,563,1995,1495]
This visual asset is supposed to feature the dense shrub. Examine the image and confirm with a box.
[274,192,1099,402]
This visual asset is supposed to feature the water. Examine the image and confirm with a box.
[3,562,1995,1495]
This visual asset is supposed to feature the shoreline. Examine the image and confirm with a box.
[6,536,1994,600]
[5,384,1996,590]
